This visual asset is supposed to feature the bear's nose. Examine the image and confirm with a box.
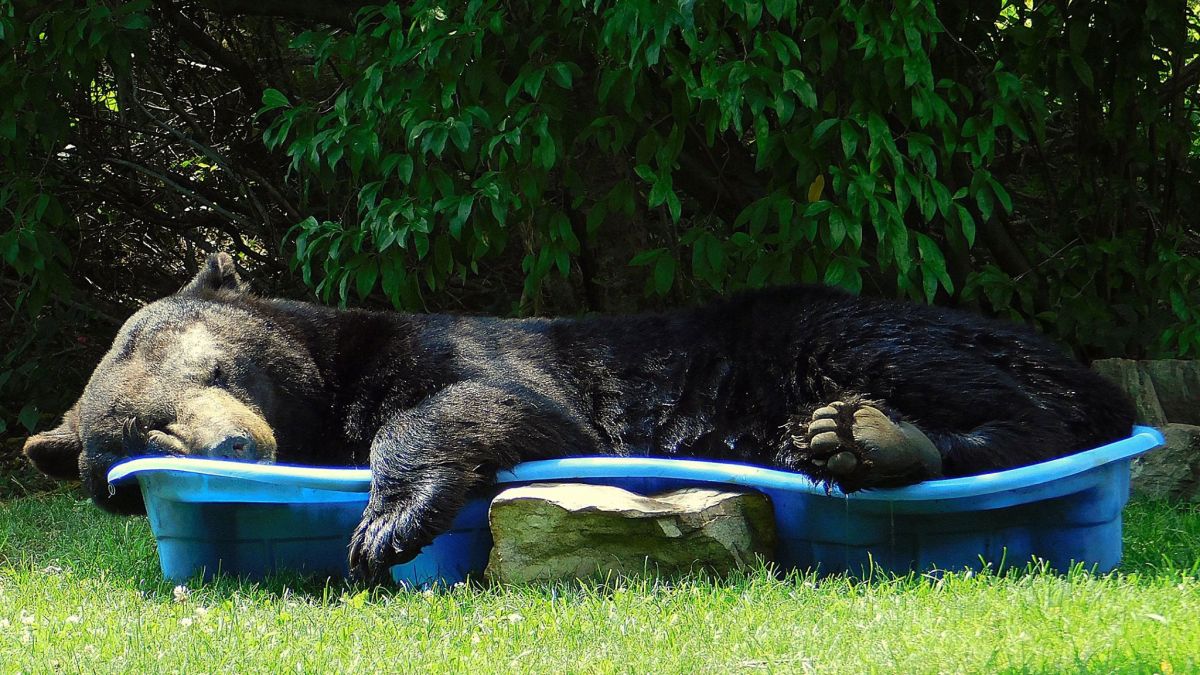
[206,433,256,460]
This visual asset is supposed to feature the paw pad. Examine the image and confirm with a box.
[789,399,942,490]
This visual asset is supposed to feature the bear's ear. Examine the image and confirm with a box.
[23,415,83,482]
[180,252,247,295]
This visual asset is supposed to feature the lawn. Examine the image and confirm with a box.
[1,490,1198,673]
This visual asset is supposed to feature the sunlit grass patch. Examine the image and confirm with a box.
[1,493,1197,673]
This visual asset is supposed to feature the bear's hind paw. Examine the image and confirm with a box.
[788,400,943,492]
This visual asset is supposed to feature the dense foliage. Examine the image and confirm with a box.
[1,0,1198,437]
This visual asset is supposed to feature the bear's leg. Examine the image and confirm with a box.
[920,419,1076,477]
[348,380,601,582]
[782,396,943,492]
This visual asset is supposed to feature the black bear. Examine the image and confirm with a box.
[23,253,1134,580]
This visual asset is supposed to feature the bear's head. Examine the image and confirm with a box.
[23,253,327,514]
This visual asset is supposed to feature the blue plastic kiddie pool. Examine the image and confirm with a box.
[107,426,1164,585]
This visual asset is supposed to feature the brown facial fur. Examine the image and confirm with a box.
[28,253,325,513]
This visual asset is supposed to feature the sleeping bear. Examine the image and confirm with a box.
[23,253,1134,580]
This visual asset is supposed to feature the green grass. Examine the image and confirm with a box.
[1,491,1198,673]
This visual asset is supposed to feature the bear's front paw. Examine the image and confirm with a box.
[348,507,424,584]
[789,400,942,492]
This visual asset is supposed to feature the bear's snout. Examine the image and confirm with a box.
[169,388,279,463]
[203,431,257,460]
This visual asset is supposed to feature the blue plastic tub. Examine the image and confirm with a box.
[107,426,1164,585]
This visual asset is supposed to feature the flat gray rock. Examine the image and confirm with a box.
[1092,358,1168,426]
[1132,423,1200,502]
[1139,360,1200,426]
[485,483,776,584]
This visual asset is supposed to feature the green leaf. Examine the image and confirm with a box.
[666,191,682,223]
[765,0,795,21]
[775,94,795,124]
[634,164,657,183]
[550,63,574,89]
[828,209,847,248]
[523,68,547,98]
[846,212,863,248]
[916,233,953,295]
[748,259,770,287]
[536,134,556,170]
[381,260,404,301]
[554,248,570,276]
[450,122,471,152]
[428,127,449,157]
[356,259,378,299]
[989,178,1013,214]
[653,255,676,295]
[804,201,832,217]
[823,258,845,287]
[1070,53,1094,89]
[18,403,39,433]
[840,122,858,159]
[586,203,607,234]
[449,197,474,239]
[120,13,151,30]
[956,205,976,247]
[921,267,938,303]
[706,236,726,276]
[598,69,623,103]
[743,0,763,28]
[1169,289,1190,319]
[783,71,816,108]
[261,88,290,111]
[396,156,414,184]
[975,185,994,222]
[812,118,839,144]
[630,248,666,266]
[931,180,951,217]
[648,178,672,208]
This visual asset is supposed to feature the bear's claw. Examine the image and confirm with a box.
[348,506,423,584]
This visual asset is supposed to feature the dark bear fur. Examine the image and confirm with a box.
[24,254,1135,580]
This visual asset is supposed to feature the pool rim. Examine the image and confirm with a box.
[107,425,1164,503]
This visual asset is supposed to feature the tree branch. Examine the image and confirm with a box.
[105,156,255,230]
[156,2,267,107]
[1160,57,1200,104]
[0,278,124,326]
[189,0,365,28]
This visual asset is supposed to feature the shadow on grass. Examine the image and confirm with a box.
[2,491,1198,605]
